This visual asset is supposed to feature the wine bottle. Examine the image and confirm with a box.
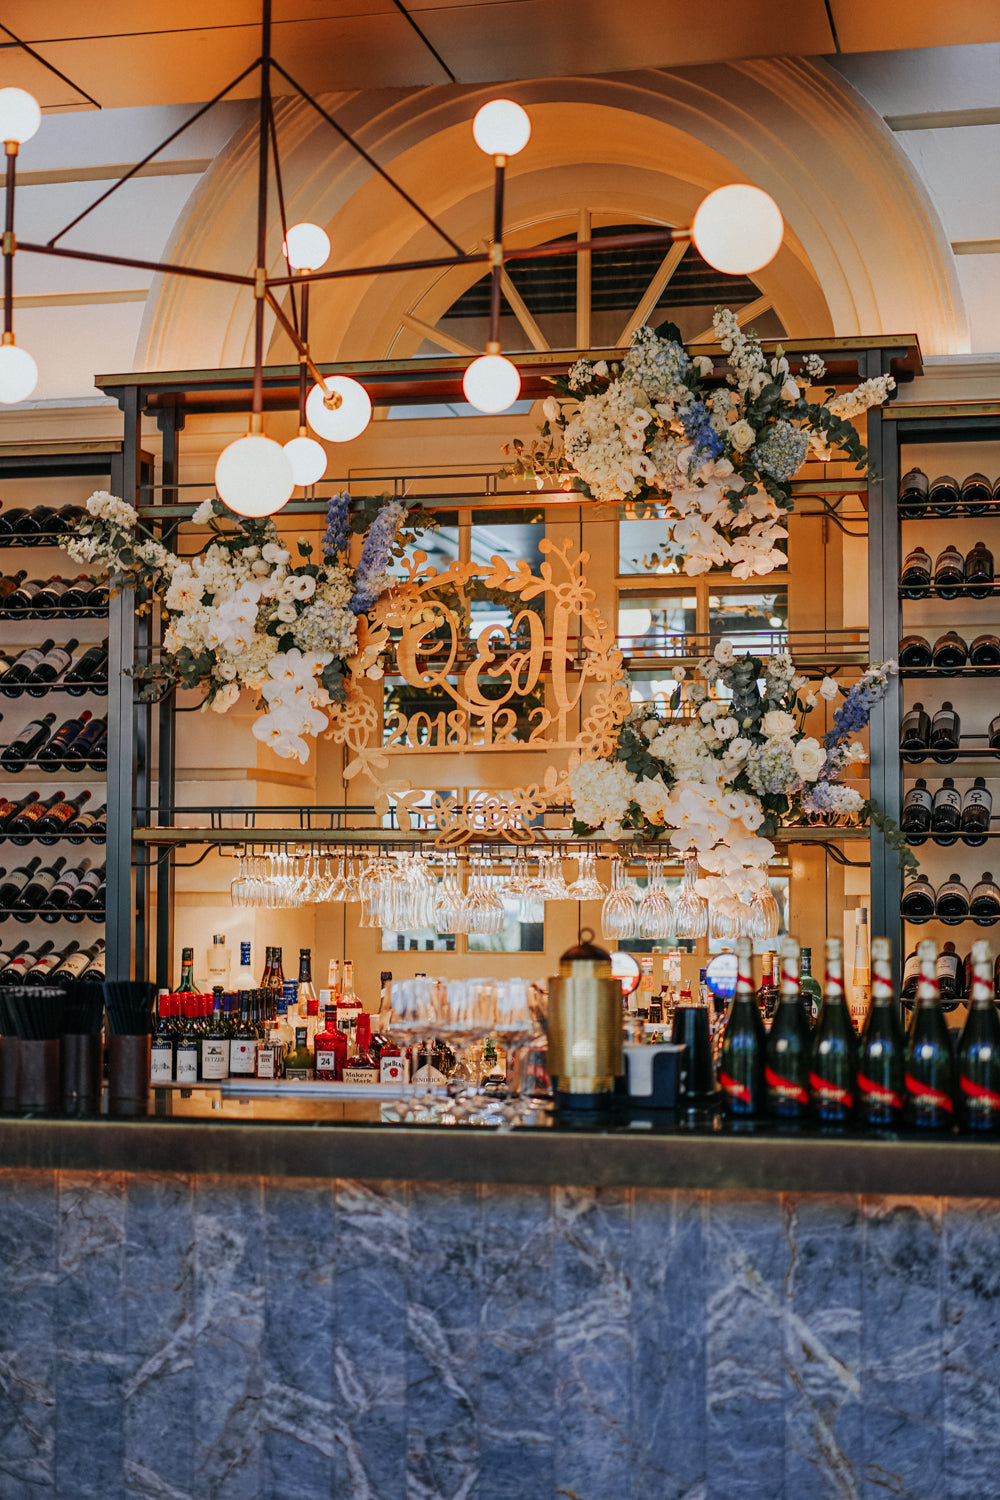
[31,578,72,613]
[936,872,971,924]
[0,569,27,608]
[900,874,936,923]
[62,714,107,765]
[43,859,90,913]
[962,473,993,516]
[0,938,30,974]
[0,713,57,771]
[0,640,55,695]
[36,711,92,766]
[75,941,105,983]
[969,872,1000,926]
[35,789,92,840]
[25,637,77,689]
[62,641,108,696]
[993,476,1000,510]
[857,936,904,1130]
[765,937,810,1119]
[50,938,105,983]
[898,466,929,518]
[969,633,1000,667]
[810,937,857,1126]
[929,702,960,764]
[990,713,1000,752]
[7,791,66,843]
[899,702,930,761]
[719,936,766,1117]
[965,540,994,599]
[898,635,933,669]
[65,801,105,844]
[755,950,779,1021]
[56,576,94,612]
[0,857,41,908]
[932,632,968,672]
[937,940,966,1008]
[15,505,61,540]
[899,545,932,598]
[4,578,50,613]
[0,653,14,685]
[83,579,108,617]
[0,791,39,830]
[66,864,105,911]
[957,939,1000,1131]
[904,939,956,1130]
[900,779,932,844]
[933,543,965,600]
[962,778,992,847]
[14,857,67,917]
[0,939,54,985]
[901,948,921,1003]
[930,778,961,845]
[798,947,822,1025]
[928,474,961,516]
[85,730,107,771]
[0,507,30,539]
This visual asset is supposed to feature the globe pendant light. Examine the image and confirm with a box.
[0,88,41,146]
[0,337,37,403]
[472,99,531,160]
[215,432,295,517]
[305,377,372,442]
[691,185,784,276]
[462,342,521,414]
[284,430,328,486]
[283,222,331,274]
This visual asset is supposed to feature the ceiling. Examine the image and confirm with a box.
[1,0,998,111]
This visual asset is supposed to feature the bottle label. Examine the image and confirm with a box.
[960,1077,1000,1109]
[282,980,298,1009]
[56,950,92,978]
[175,1045,198,1085]
[380,1055,409,1084]
[809,1072,853,1108]
[255,1045,276,1080]
[964,789,991,808]
[201,1041,228,1080]
[229,1040,256,1074]
[285,1065,315,1081]
[150,1040,173,1083]
[342,1064,377,1085]
[934,788,961,810]
[857,1074,902,1109]
[904,1075,953,1112]
[240,941,251,966]
[315,1047,340,1075]
[904,788,932,812]
[719,1071,754,1105]
[764,1067,808,1105]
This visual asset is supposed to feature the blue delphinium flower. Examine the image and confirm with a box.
[350,500,404,614]
[680,401,724,470]
[323,490,351,559]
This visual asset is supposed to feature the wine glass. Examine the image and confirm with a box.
[600,858,637,941]
[672,849,708,940]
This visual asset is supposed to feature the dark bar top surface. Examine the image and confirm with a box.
[1,1114,999,1196]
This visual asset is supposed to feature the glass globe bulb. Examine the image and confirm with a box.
[691,185,784,275]
[283,221,331,272]
[0,88,41,146]
[283,434,328,487]
[0,341,38,403]
[462,353,521,414]
[305,377,372,442]
[472,99,531,158]
[215,434,295,517]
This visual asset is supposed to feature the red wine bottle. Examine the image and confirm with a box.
[933,543,965,600]
[0,791,39,830]
[63,715,107,765]
[7,791,66,842]
[35,789,91,838]
[25,638,77,690]
[41,859,91,917]
[0,640,55,695]
[0,939,54,984]
[0,713,57,770]
[900,779,932,845]
[37,711,92,766]
[0,858,41,908]
[65,800,105,844]
[63,641,108,696]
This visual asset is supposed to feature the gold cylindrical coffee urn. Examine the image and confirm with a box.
[547,931,623,1108]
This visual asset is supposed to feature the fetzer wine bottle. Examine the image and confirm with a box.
[810,937,857,1126]
[904,939,956,1131]
[719,935,765,1117]
[956,940,1000,1133]
[765,937,811,1120]
[857,937,904,1129]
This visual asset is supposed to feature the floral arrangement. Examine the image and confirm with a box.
[63,488,423,761]
[569,644,914,902]
[502,310,895,578]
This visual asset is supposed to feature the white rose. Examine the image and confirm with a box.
[791,736,826,781]
[761,710,797,738]
[592,360,608,377]
[740,801,765,831]
[542,396,560,423]
[781,377,801,404]
[252,559,270,576]
[728,419,755,453]
[713,639,735,665]
[803,690,817,709]
[209,683,241,713]
[686,682,707,706]
[820,676,840,701]
[717,717,738,740]
[192,498,216,525]
[699,701,724,723]
[671,665,686,681]
[846,742,868,764]
[213,661,238,681]
[289,574,317,600]
[262,542,290,565]
[727,736,752,761]
[275,601,298,624]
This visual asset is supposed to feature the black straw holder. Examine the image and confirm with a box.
[61,1032,104,1115]
[107,1033,150,1117]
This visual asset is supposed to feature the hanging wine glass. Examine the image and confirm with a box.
[600,858,636,941]
[672,849,708,940]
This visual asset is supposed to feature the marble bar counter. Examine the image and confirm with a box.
[2,1119,1000,1500]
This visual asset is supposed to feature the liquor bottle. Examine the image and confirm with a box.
[929,702,960,763]
[65,801,105,844]
[932,632,968,672]
[900,874,936,923]
[810,937,857,1126]
[899,545,932,598]
[205,934,230,990]
[969,872,1000,926]
[66,863,104,911]
[928,474,961,516]
[0,791,39,830]
[259,945,274,999]
[0,640,55,695]
[900,779,932,844]
[49,938,105,982]
[756,951,779,1021]
[42,859,90,914]
[270,946,287,1023]
[284,1025,315,1081]
[63,642,108,695]
[0,712,57,769]
[35,789,91,841]
[962,778,992,847]
[62,714,107,764]
[933,543,965,600]
[969,633,1000,667]
[7,791,66,844]
[898,466,929,518]
[36,711,92,765]
[857,936,905,1129]
[937,940,966,1007]
[956,939,1000,1132]
[898,635,933,669]
[0,569,27,607]
[904,938,956,1130]
[176,946,196,992]
[0,938,53,984]
[343,1011,378,1084]
[174,996,200,1086]
[228,994,257,1076]
[0,857,42,908]
[25,638,78,689]
[765,937,810,1119]
[899,702,930,761]
[718,936,766,1117]
[962,472,993,516]
[966,540,994,598]
[850,907,871,1032]
[150,997,175,1084]
[201,993,230,1082]
[14,857,67,918]
[936,872,971,924]
[297,948,318,1039]
[314,1006,346,1081]
[799,947,822,1025]
[338,958,362,1041]
[633,955,655,1016]
[930,778,961,845]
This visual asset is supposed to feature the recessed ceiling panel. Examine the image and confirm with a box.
[828,0,1000,52]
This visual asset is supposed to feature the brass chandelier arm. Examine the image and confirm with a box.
[17,238,257,288]
[264,287,331,392]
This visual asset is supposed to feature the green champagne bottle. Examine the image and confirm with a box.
[956,939,1000,1133]
[765,937,811,1119]
[857,936,905,1129]
[719,936,766,1117]
[810,937,857,1126]
[904,938,956,1131]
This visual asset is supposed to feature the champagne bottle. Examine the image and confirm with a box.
[904,939,956,1130]
[857,936,904,1129]
[962,778,992,847]
[932,542,965,600]
[898,635,933,669]
[900,779,932,844]
[0,712,57,769]
[765,937,811,1119]
[957,940,1000,1132]
[932,632,968,672]
[928,474,960,516]
[900,873,936,923]
[718,936,766,1117]
[969,633,1000,667]
[962,473,993,516]
[898,466,929,518]
[899,545,932,598]
[965,540,994,598]
[810,937,856,1126]
[929,702,960,764]
[899,702,929,762]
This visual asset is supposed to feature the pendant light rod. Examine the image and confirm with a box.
[18,237,257,286]
[250,0,272,425]
[264,286,330,391]
[488,158,505,347]
[3,149,15,336]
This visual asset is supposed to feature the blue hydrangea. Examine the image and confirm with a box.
[323,491,351,558]
[752,420,809,482]
[623,326,692,400]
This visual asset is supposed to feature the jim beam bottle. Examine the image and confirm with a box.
[904,939,956,1131]
[718,936,766,1117]
[810,937,857,1126]
[957,940,1000,1132]
[765,937,811,1119]
[857,937,905,1129]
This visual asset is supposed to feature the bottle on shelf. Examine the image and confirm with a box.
[174,997,200,1086]
[284,1025,315,1082]
[962,473,994,516]
[297,947,318,1039]
[0,791,40,830]
[965,540,994,598]
[936,940,966,1007]
[35,789,92,841]
[929,702,960,764]
[857,936,905,1129]
[899,545,932,598]
[56,576,96,612]
[62,713,107,765]
[314,1005,346,1081]
[176,946,196,992]
[899,702,930,761]
[236,941,255,991]
[0,507,32,539]
[810,937,857,1127]
[0,856,42,908]
[32,578,77,613]
[898,466,929,518]
[900,873,937,923]
[900,779,933,844]
[0,712,57,769]
[932,632,968,672]
[42,859,91,916]
[993,476,1000,509]
[0,569,28,607]
[150,997,176,1084]
[718,936,766,1117]
[0,653,14,686]
[343,1011,378,1083]
[764,938,810,1119]
[25,638,78,691]
[36,711,92,766]
[14,857,68,919]
[755,951,779,1021]
[0,938,54,984]
[989,713,1000,753]
[201,994,230,1082]
[65,863,105,911]
[936,872,971,924]
[928,474,961,516]
[205,934,230,990]
[930,778,962,845]
[898,635,933,669]
[904,939,956,1130]
[969,872,1000,926]
[962,778,992,847]
[83,579,108,616]
[228,994,258,1077]
[7,791,67,844]
[933,543,965,600]
[957,940,1000,1132]
[0,938,30,974]
[969,633,1000,667]
[0,640,55,696]
[65,800,105,844]
[5,577,51,613]
[63,641,109,695]
[49,938,105,982]
[798,947,822,1025]
[21,940,67,985]
[269,946,287,1023]
[850,907,871,1032]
